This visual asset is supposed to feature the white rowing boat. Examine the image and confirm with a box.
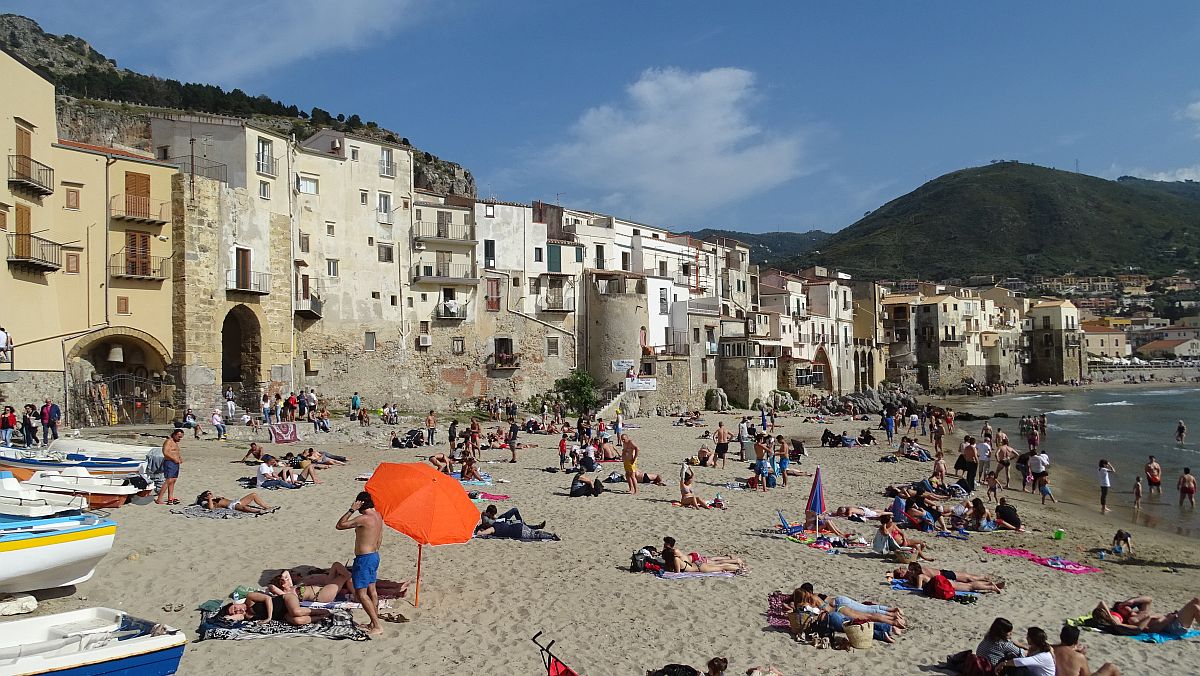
[0,515,116,594]
[0,607,186,675]
[0,472,87,518]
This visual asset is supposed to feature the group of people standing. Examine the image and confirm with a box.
[0,399,61,448]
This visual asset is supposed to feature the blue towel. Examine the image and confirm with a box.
[889,578,979,598]
[1130,628,1200,644]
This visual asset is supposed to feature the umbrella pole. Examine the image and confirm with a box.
[414,543,423,608]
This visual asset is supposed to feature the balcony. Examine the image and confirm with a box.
[6,234,62,271]
[8,155,54,195]
[164,155,228,183]
[410,262,478,284]
[941,334,964,343]
[435,300,470,319]
[658,342,690,356]
[380,159,396,178]
[687,297,720,316]
[255,153,277,177]
[295,294,323,319]
[377,210,394,225]
[109,254,169,280]
[413,221,476,243]
[489,352,522,370]
[110,194,171,224]
[225,268,271,295]
[537,295,575,312]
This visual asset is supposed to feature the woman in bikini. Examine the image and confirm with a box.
[268,565,352,603]
[661,536,744,573]
[221,590,332,626]
[460,454,484,482]
[894,562,1004,593]
[195,490,275,515]
[679,469,710,509]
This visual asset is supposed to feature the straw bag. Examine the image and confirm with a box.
[844,621,873,650]
[892,548,917,564]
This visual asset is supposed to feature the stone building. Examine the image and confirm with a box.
[1026,299,1086,383]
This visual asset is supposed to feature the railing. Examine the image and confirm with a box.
[413,221,476,241]
[687,297,720,315]
[658,342,690,356]
[380,159,396,177]
[164,155,228,183]
[377,210,394,225]
[110,194,171,223]
[295,294,323,317]
[225,268,271,294]
[538,295,575,312]
[435,301,470,319]
[593,257,606,270]
[942,334,964,342]
[255,153,277,177]
[962,307,978,317]
[411,263,478,282]
[109,254,169,280]
[491,352,521,369]
[6,233,62,270]
[8,155,54,195]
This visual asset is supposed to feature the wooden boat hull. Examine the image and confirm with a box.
[23,470,140,509]
[0,607,185,675]
[0,517,117,594]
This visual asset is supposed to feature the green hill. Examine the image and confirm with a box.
[777,163,1200,280]
[680,228,832,265]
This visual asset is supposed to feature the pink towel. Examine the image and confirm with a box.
[982,546,1101,574]
[477,492,510,501]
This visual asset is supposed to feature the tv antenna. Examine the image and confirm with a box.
[555,192,565,206]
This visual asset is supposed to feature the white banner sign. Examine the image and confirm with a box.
[612,359,636,373]
[625,377,657,391]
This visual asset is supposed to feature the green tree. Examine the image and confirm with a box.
[554,370,598,414]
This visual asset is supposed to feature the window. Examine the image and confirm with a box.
[0,211,5,231]
[621,251,631,271]
[484,239,496,267]
[486,278,501,311]
[258,181,271,199]
[407,297,414,308]
[378,192,391,216]
[693,328,701,343]
[65,252,80,273]
[484,204,495,218]
[256,137,276,175]
[65,188,80,210]
[360,190,368,206]
[452,337,465,354]
[659,288,668,315]
[658,261,667,277]
[298,175,319,194]
[534,247,543,263]
[298,233,310,253]
[575,246,583,262]
[350,147,359,161]
[326,222,335,237]
[415,208,422,221]
[529,277,540,294]
[665,363,673,376]
[327,259,339,277]
[380,148,395,177]
[652,233,659,239]
[364,332,376,351]
[420,321,430,334]
[378,244,394,263]
[156,146,170,160]
[371,291,380,300]
[633,228,640,236]
[125,231,152,276]
[368,237,374,245]
[546,336,560,357]
[513,277,521,287]
[116,296,130,315]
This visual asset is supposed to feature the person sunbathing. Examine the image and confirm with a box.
[1139,598,1200,636]
[459,455,484,482]
[804,509,847,537]
[239,443,265,464]
[306,447,348,465]
[874,514,934,561]
[221,590,332,626]
[893,562,1003,593]
[569,470,604,497]
[831,505,882,520]
[680,471,710,509]
[636,470,666,486]
[697,445,715,467]
[660,536,744,573]
[475,504,546,534]
[268,566,352,603]
[429,453,455,474]
[787,583,906,628]
[195,490,275,515]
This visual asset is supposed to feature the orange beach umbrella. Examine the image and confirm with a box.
[365,462,478,606]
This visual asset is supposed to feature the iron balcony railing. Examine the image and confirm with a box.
[377,210,394,225]
[538,295,575,312]
[410,263,478,282]
[8,154,54,195]
[7,233,63,270]
[491,352,522,369]
[413,221,476,242]
[109,253,169,280]
[255,153,278,177]
[225,268,271,294]
[110,194,171,223]
[295,293,324,318]
[435,301,470,319]
[380,159,396,177]
[164,155,228,183]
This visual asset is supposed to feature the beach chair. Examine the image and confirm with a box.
[776,510,806,536]
[532,632,579,676]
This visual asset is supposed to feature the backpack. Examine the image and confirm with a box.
[647,666,700,676]
[923,574,956,600]
[947,649,996,676]
[630,550,647,573]
[747,475,758,489]
[766,473,777,488]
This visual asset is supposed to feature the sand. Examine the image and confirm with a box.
[23,407,1200,675]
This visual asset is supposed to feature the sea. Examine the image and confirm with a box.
[935,386,1200,539]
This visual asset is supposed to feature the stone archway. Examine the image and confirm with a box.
[221,305,262,388]
[853,350,862,392]
[813,346,833,392]
[66,327,174,426]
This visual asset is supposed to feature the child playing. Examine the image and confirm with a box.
[1112,529,1133,556]
[558,433,569,471]
[985,471,1000,503]
[1039,475,1057,505]
[932,452,947,487]
[1133,475,1143,510]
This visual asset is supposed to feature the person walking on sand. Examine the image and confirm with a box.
[1145,456,1163,496]
[621,434,639,495]
[714,421,732,469]
[1180,468,1197,508]
[335,491,384,636]
[1134,475,1143,511]
[424,410,437,446]
[156,429,184,505]
[1098,459,1115,514]
[350,392,362,417]
[1177,420,1188,444]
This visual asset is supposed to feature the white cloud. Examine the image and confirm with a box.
[1182,100,1200,136]
[542,67,808,223]
[1137,165,1200,182]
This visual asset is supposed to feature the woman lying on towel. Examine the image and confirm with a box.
[804,509,848,537]
[873,514,934,561]
[891,562,1004,593]
[786,583,906,629]
[221,591,332,626]
[195,490,276,515]
[660,536,745,573]
[831,505,882,520]
[269,565,352,603]
[1092,596,1200,636]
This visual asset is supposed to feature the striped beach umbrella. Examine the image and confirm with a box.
[805,465,826,515]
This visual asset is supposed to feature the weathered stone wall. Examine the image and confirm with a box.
[585,282,646,390]
[630,355,697,414]
[0,370,64,412]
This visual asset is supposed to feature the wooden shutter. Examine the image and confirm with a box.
[116,296,129,314]
[125,231,151,276]
[435,250,450,277]
[0,210,6,231]
[486,278,501,311]
[547,244,561,273]
[14,204,31,258]
[236,248,251,289]
[125,172,151,219]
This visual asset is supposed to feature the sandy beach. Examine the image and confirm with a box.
[23,405,1200,675]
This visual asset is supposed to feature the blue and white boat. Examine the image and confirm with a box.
[0,451,141,482]
[0,607,185,675]
[0,515,116,594]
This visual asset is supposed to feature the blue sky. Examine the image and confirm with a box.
[11,1,1200,233]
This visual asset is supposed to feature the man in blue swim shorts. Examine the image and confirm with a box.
[336,490,384,635]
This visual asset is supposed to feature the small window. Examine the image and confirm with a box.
[0,211,6,231]
[258,180,271,199]
[364,332,376,351]
[116,296,130,315]
[390,295,398,306]
[575,247,583,262]
[547,336,560,357]
[326,222,335,237]
[65,252,80,274]
[693,328,700,343]
[665,363,673,376]
[533,247,544,263]
[632,228,640,236]
[298,233,310,253]
[156,146,170,160]
[529,277,540,294]
[420,321,430,334]
[452,337,465,354]
[378,244,394,263]
[360,191,368,206]
[415,208,422,221]
[652,233,659,239]
[407,297,414,308]
[512,277,521,287]
[371,291,381,300]
[368,236,374,246]
[350,147,360,161]
[298,175,319,194]
[327,259,339,277]
[485,204,495,218]
[65,188,80,210]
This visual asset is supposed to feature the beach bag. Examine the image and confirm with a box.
[648,666,700,676]
[766,473,777,488]
[923,574,956,600]
[630,550,648,572]
[844,621,873,650]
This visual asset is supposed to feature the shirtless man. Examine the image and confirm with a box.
[620,434,639,495]
[1145,456,1163,496]
[239,442,264,464]
[424,410,437,446]
[1053,625,1120,676]
[1178,420,1188,444]
[754,434,770,492]
[713,421,732,469]
[335,491,384,635]
[1180,468,1197,508]
[995,442,1018,488]
[156,429,184,505]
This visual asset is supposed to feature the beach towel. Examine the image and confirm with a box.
[468,491,510,501]
[197,608,369,641]
[655,570,735,580]
[300,598,394,610]
[982,546,1101,574]
[170,504,269,519]
[1064,616,1200,643]
[766,592,792,628]
[890,578,980,601]
[355,472,373,481]
[268,423,300,444]
[474,530,560,542]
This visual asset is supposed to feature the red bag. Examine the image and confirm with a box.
[923,574,956,600]
[747,475,758,489]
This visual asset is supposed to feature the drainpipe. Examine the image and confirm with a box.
[486,268,578,369]
[287,136,297,393]
[104,156,115,325]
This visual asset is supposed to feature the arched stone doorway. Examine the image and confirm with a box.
[813,347,833,391]
[66,327,174,426]
[853,350,862,392]
[221,305,262,388]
